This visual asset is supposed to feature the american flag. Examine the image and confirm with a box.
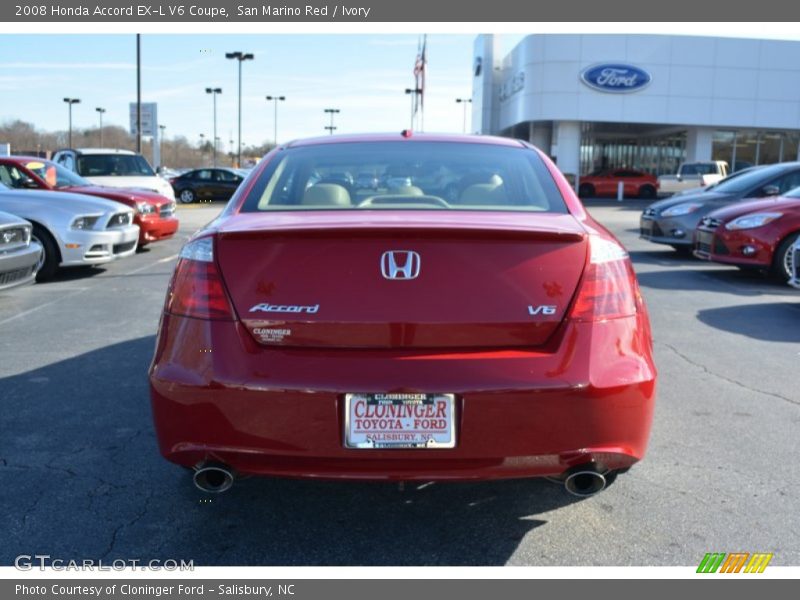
[413,35,427,114]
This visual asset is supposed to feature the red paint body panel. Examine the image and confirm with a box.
[216,212,588,349]
[136,212,180,243]
[0,156,178,246]
[149,135,657,481]
[693,196,800,268]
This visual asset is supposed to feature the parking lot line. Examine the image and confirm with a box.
[0,287,91,327]
[0,252,181,328]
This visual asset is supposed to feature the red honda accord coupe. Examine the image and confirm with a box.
[149,134,657,497]
[0,157,178,246]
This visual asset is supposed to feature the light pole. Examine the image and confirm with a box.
[405,88,421,130]
[63,98,80,147]
[205,87,222,167]
[265,95,285,146]
[455,98,472,134]
[225,51,254,167]
[456,98,472,133]
[158,124,166,168]
[324,108,340,135]
[136,34,142,153]
[95,107,106,146]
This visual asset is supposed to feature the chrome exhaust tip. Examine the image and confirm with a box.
[563,465,607,497]
[193,463,235,494]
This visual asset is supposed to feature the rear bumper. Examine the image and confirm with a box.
[137,215,179,244]
[149,314,657,481]
[0,241,42,291]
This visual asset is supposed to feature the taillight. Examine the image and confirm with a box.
[166,237,235,320]
[569,237,638,321]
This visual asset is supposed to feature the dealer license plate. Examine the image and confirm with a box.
[344,393,456,449]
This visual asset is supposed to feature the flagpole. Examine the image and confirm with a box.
[412,34,427,132]
[420,35,427,132]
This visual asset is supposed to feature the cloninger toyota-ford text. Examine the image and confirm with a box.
[149,133,657,497]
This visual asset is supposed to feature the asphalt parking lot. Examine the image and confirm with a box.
[2,199,798,567]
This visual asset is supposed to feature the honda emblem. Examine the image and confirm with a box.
[380,251,421,280]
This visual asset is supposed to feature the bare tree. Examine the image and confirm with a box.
[0,119,274,168]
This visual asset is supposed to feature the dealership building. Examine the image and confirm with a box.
[472,34,800,179]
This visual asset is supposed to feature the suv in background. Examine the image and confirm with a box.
[52,148,175,201]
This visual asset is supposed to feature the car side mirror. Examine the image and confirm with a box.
[22,178,40,189]
[762,185,781,197]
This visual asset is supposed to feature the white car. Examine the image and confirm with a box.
[52,148,176,201]
[0,182,139,281]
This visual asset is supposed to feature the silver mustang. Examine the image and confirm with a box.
[0,210,42,290]
[0,182,139,281]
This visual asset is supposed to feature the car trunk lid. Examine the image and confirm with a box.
[215,211,588,349]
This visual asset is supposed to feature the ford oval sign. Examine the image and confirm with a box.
[580,63,651,93]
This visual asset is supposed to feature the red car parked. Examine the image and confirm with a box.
[149,134,657,497]
[693,191,800,282]
[579,169,659,199]
[0,157,178,246]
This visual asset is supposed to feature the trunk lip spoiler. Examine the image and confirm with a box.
[215,213,588,243]
[217,226,586,243]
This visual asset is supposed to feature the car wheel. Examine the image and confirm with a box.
[772,232,800,283]
[178,189,195,204]
[31,225,60,282]
[578,184,595,198]
[638,185,656,199]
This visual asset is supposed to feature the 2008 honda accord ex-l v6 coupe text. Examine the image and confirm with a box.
[149,133,657,497]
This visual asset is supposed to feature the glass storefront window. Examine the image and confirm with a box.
[531,122,800,178]
[787,133,800,162]
[760,133,785,164]
[714,130,800,170]
[712,131,736,171]
[578,125,686,176]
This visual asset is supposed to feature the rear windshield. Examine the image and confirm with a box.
[240,141,568,213]
[76,154,155,177]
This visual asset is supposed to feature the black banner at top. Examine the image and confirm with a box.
[2,0,800,22]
